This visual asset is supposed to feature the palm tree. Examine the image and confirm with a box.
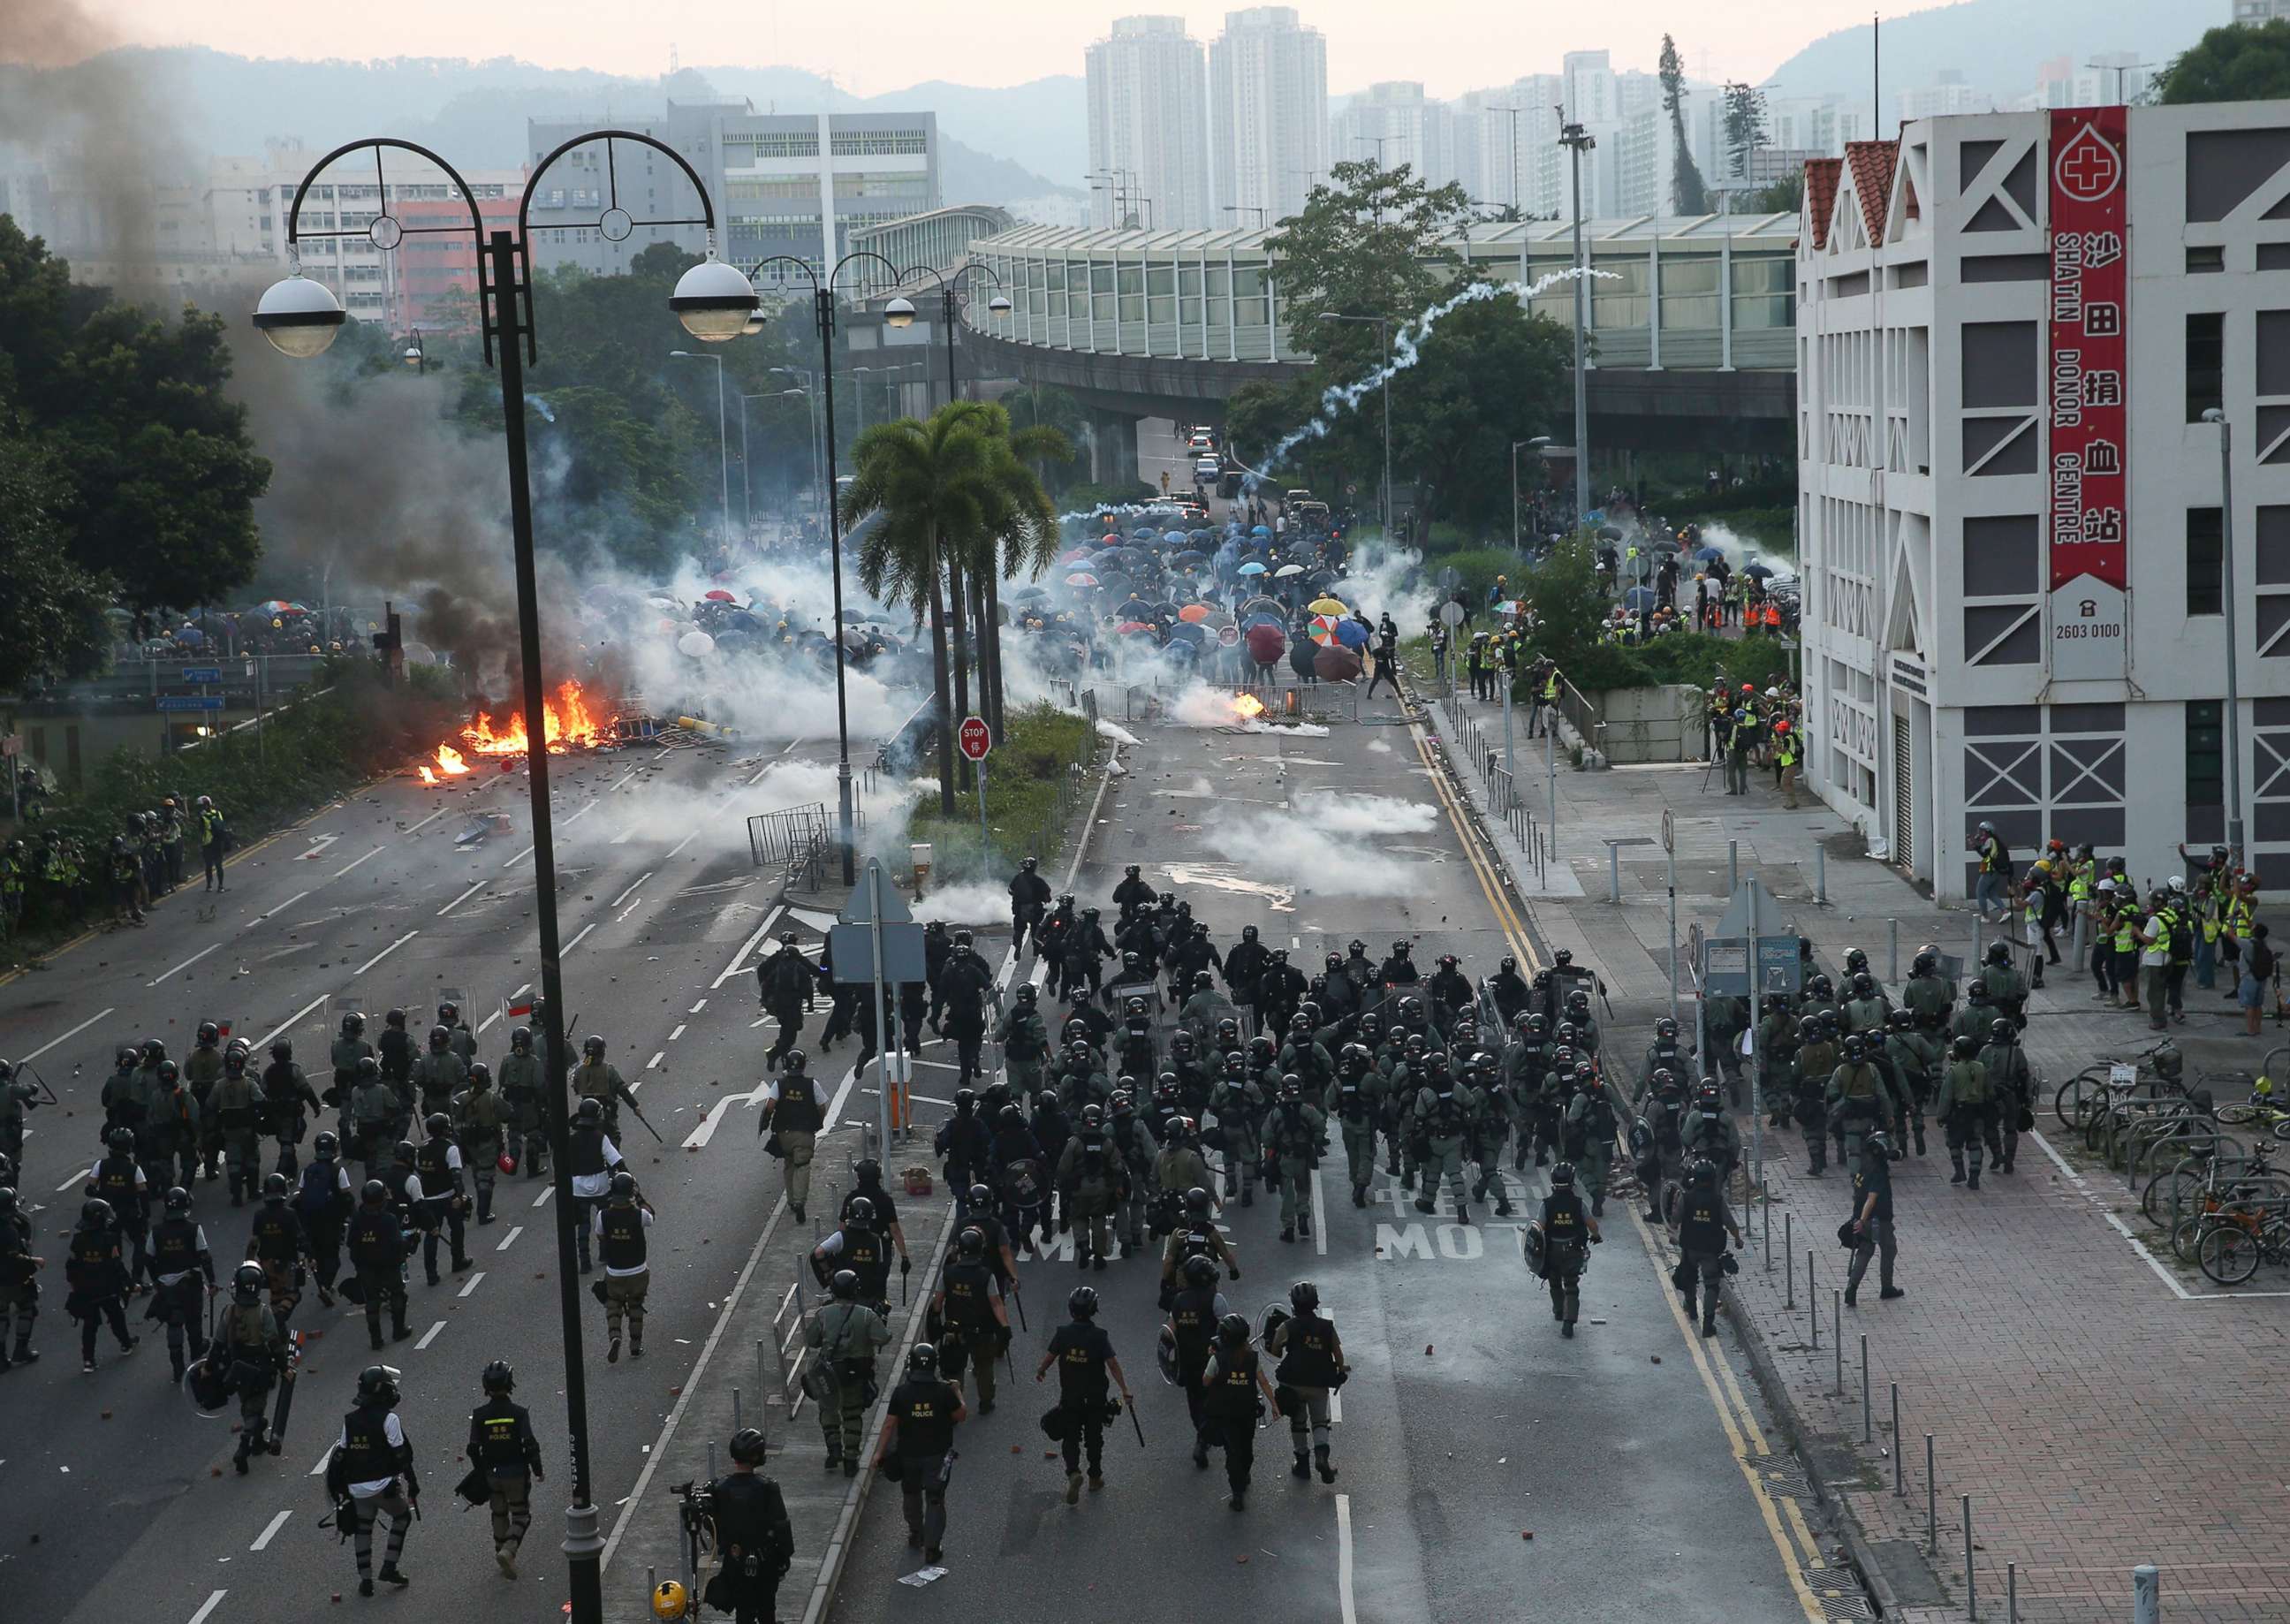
[842,401,1064,811]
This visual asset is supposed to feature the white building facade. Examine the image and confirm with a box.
[1209,5,1329,224]
[1087,16,1212,230]
[1795,102,2290,898]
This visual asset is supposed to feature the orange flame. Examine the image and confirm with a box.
[435,744,471,776]
[460,680,614,756]
[1231,693,1267,719]
[418,765,439,785]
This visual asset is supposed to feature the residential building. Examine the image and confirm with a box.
[1794,102,2290,897]
[1896,71,1988,126]
[1209,5,1329,224]
[2235,0,2290,23]
[526,102,937,286]
[1473,79,1562,215]
[1331,81,1454,188]
[2029,53,2156,110]
[1087,16,1212,230]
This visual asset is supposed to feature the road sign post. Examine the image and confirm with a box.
[1662,809,1679,1027]
[959,717,991,865]
[838,861,926,1153]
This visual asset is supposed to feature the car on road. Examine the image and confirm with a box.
[1194,455,1222,483]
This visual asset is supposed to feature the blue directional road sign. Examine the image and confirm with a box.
[157,694,225,712]
[179,666,223,682]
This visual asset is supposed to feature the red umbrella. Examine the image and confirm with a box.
[703,589,736,602]
[1245,624,1286,666]
[1117,620,1154,634]
[1313,645,1363,681]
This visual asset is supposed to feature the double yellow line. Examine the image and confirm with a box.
[1408,716,1831,1624]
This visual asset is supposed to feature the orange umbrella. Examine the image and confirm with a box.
[1177,603,1211,623]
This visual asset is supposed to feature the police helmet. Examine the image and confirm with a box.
[483,1360,516,1394]
[907,1343,940,1376]
[1182,1254,1218,1287]
[393,1140,416,1165]
[511,1027,532,1054]
[575,1097,603,1126]
[829,1270,861,1301]
[1216,1312,1249,1347]
[1967,978,1988,1001]
[1851,973,1876,998]
[1990,1017,2013,1042]
[783,1049,808,1074]
[1068,1286,1100,1318]
[354,1055,379,1081]
[197,1021,220,1045]
[105,1125,135,1154]
[1015,983,1037,1006]
[957,1226,985,1259]
[1550,1161,1576,1190]
[1289,1280,1319,1311]
[846,1195,876,1226]
[1688,1157,1718,1188]
[427,1025,451,1051]
[342,1012,366,1037]
[424,1112,451,1139]
[79,1196,113,1229]
[163,1185,192,1215]
[467,1062,492,1089]
[583,1036,606,1059]
[263,1172,290,1202]
[361,1179,389,1206]
[953,1089,976,1114]
[232,1261,266,1303]
[1184,1186,1212,1218]
[1984,940,2012,968]
[1953,1034,1982,1059]
[155,1059,179,1088]
[356,1364,402,1406]
[386,1008,407,1029]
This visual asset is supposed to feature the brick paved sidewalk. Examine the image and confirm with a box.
[1425,691,2290,1624]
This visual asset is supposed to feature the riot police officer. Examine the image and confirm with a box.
[148,1185,215,1379]
[1266,1280,1346,1484]
[454,1066,507,1223]
[218,1260,288,1471]
[804,1269,890,1475]
[1533,1161,1601,1335]
[1200,1311,1280,1509]
[497,1028,549,1178]
[760,1051,823,1224]
[327,1363,416,1595]
[878,1346,964,1562]
[345,1179,412,1349]
[702,1429,792,1620]
[467,1360,546,1577]
[1674,1159,1740,1338]
[1037,1285,1132,1502]
[933,1226,1007,1413]
[64,1197,138,1371]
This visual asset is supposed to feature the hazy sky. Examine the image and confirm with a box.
[57,0,1870,95]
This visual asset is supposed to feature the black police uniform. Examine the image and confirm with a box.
[1677,1186,1729,1332]
[467,1395,545,1559]
[1046,1319,1116,1477]
[1537,1190,1589,1325]
[701,1469,793,1624]
[886,1376,961,1554]
[1202,1341,1263,1493]
[1845,1149,1899,1303]
[345,1202,410,1346]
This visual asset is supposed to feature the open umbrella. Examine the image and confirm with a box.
[1177,603,1211,623]
[703,588,736,602]
[837,609,870,622]
[1164,621,1208,645]
[1065,573,1100,588]
[1274,563,1305,579]
[254,599,311,617]
[1116,597,1151,620]
[1335,618,1369,649]
[1164,529,1187,543]
[1623,585,1658,611]
[1133,525,1156,539]
[1244,623,1286,666]
[1237,560,1268,576]
[1307,596,1347,614]
[1308,612,1345,646]
[1116,620,1155,635]
[1251,524,1271,537]
[1308,569,1337,588]
[1314,645,1363,682]
[1009,584,1050,600]
[1173,550,1209,565]
[1597,525,1624,542]
[1742,561,1776,581]
[1694,545,1725,563]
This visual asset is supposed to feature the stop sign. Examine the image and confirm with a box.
[958,717,992,762]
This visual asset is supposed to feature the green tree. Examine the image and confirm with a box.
[1722,82,1769,186]
[1391,294,1572,529]
[842,401,1058,811]
[1660,35,1710,214]
[1750,171,1806,214]
[1522,535,1608,668]
[2157,20,2290,102]
[0,424,112,693]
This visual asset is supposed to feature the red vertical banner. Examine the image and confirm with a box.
[2047,106,2130,678]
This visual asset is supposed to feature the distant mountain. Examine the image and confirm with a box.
[1767,0,2211,103]
[1,48,1082,207]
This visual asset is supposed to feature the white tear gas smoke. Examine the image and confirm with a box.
[1096,718,1143,747]
[1692,520,1795,569]
[1287,791,1437,836]
[1366,736,1392,754]
[1250,267,1617,482]
[1199,805,1429,898]
[910,881,1012,927]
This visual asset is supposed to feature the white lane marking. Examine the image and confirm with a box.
[21,1006,117,1064]
[616,896,646,924]
[251,890,312,923]
[668,1024,686,1042]
[501,843,535,869]
[437,880,488,917]
[710,907,785,989]
[533,1186,555,1208]
[663,830,701,861]
[148,942,220,987]
[646,1051,665,1070]
[413,1320,446,1350]
[254,996,328,1051]
[1336,1494,1357,1624]
[564,922,597,953]
[858,1088,956,1107]
[57,1167,88,1192]
[355,932,420,975]
[1311,1169,1327,1257]
[744,734,807,786]
[399,808,446,836]
[1330,1388,1342,1423]
[1291,935,1301,950]
[307,1448,331,1477]
[612,873,654,908]
[561,801,599,828]
[497,1226,523,1251]
[459,1271,485,1298]
[188,1589,228,1624]
[477,1009,502,1034]
[821,1065,859,1133]
[295,834,341,861]
[332,845,386,878]
[689,999,708,1015]
[2027,1127,2193,1300]
[249,1509,292,1551]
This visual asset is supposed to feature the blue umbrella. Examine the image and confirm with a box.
[1240,611,1284,632]
[1133,525,1156,538]
[1238,560,1268,575]
[1743,562,1776,581]
[1335,618,1369,649]
[1164,621,1208,645]
[1624,585,1658,611]
[1251,524,1271,537]
[1164,529,1187,543]
[1693,546,1724,563]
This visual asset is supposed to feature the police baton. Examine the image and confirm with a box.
[618,1086,666,1144]
[25,1063,58,1106]
[899,1256,910,1307]
[1007,1281,1027,1334]
[1124,1394,1146,1449]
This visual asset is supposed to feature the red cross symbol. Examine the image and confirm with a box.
[2055,125,2122,203]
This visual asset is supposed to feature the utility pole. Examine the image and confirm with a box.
[2207,409,2247,868]
[1558,110,1596,522]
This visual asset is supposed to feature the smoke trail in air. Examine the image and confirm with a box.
[1252,267,1616,481]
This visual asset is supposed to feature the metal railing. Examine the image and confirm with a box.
[1432,688,1549,886]
[1557,673,1608,759]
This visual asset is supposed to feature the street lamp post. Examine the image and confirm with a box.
[2205,407,2248,867]
[753,250,912,885]
[771,365,823,512]
[671,349,732,554]
[1223,205,1268,229]
[1320,311,1394,535]
[1558,110,1596,524]
[1488,106,1529,286]
[400,327,426,374]
[251,130,751,1624]
[897,262,1010,409]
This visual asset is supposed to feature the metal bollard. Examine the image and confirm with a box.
[1892,1384,1902,1495]
[1784,1213,1794,1306]
[1861,1336,1871,1441]
[1728,839,1739,892]
[1963,1495,1977,1620]
[1889,917,1899,983]
[1609,842,1622,905]
[732,1386,742,1432]
[708,1440,718,1484]
[1808,1252,1818,1349]
[1816,843,1827,905]
[1763,1181,1773,1271]
[2132,1565,2159,1624]
[1925,1434,1937,1553]
[2007,1561,2018,1623]
[1832,1291,1843,1393]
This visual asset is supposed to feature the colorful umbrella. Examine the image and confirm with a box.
[1308,596,1347,615]
[1178,603,1211,623]
[254,599,311,617]
[1117,620,1154,634]
[1308,612,1345,647]
[1065,573,1100,587]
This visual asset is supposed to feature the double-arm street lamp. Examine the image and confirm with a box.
[752,250,917,885]
[1318,311,1394,535]
[251,130,754,1624]
[894,262,1011,409]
